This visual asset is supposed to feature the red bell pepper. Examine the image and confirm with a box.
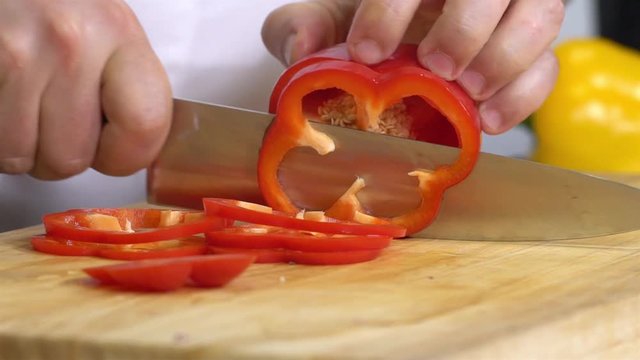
[89,258,193,292]
[206,224,392,252]
[189,254,256,287]
[83,254,255,291]
[260,43,480,235]
[209,246,382,266]
[44,208,229,244]
[31,235,207,260]
[31,235,99,257]
[203,198,406,238]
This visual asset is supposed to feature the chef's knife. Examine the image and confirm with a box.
[147,98,640,240]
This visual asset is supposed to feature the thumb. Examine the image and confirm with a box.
[261,0,358,65]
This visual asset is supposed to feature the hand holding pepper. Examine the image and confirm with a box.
[261,0,565,134]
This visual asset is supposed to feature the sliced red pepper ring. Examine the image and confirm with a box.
[31,235,207,260]
[98,241,206,261]
[31,235,100,257]
[202,198,406,238]
[260,43,481,235]
[43,208,230,244]
[209,246,382,266]
[206,224,392,252]
[83,254,255,291]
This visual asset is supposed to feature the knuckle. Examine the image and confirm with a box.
[448,15,486,51]
[519,21,544,47]
[376,0,408,19]
[45,15,85,68]
[438,0,487,45]
[476,53,526,100]
[524,0,564,39]
[0,34,32,72]
[314,0,355,29]
[480,51,527,97]
[544,0,566,30]
[503,47,530,74]
[46,10,85,47]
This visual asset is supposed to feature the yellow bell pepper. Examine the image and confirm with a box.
[532,38,640,173]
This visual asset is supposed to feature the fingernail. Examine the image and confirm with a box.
[283,34,296,66]
[480,105,503,133]
[423,52,455,80]
[353,39,383,64]
[458,70,485,98]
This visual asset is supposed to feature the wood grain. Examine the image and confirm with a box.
[1,176,639,359]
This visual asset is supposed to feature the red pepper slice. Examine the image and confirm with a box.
[206,224,392,252]
[260,43,480,235]
[83,254,254,291]
[203,198,406,238]
[95,259,193,292]
[31,235,207,260]
[209,246,382,265]
[98,241,206,261]
[189,254,255,287]
[44,208,229,244]
[31,235,100,257]
[83,267,118,285]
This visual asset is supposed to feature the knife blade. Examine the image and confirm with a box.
[147,98,640,240]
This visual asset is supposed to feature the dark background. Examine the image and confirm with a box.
[599,0,640,49]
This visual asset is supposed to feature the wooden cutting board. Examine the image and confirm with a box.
[2,176,640,359]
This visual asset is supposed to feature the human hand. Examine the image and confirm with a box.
[0,0,172,179]
[261,0,565,134]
